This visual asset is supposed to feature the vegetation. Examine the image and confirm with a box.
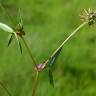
[0,0,96,96]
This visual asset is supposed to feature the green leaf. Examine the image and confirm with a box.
[8,33,14,46]
[17,9,25,35]
[48,47,62,68]
[18,41,22,54]
[48,47,62,86]
[49,69,54,87]
[18,8,23,29]
[14,33,22,54]
[0,22,14,33]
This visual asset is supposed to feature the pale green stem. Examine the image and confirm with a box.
[44,22,88,65]
[32,71,39,96]
[21,36,37,65]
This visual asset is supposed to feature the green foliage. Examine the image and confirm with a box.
[48,47,62,68]
[0,0,96,96]
[48,47,62,86]
[48,69,54,87]
[8,33,14,46]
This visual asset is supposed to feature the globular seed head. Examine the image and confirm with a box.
[80,8,96,25]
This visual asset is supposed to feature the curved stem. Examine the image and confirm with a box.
[32,71,39,96]
[21,36,38,96]
[44,22,87,65]
[0,81,12,96]
[21,36,37,66]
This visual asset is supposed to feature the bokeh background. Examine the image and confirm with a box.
[0,0,96,96]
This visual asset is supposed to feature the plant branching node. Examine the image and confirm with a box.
[35,64,45,72]
[80,8,96,25]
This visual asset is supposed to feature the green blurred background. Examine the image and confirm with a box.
[0,0,96,96]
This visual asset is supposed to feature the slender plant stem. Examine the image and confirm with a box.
[51,22,87,56]
[32,71,39,96]
[21,36,37,65]
[44,22,87,65]
[0,81,12,96]
[21,36,38,96]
